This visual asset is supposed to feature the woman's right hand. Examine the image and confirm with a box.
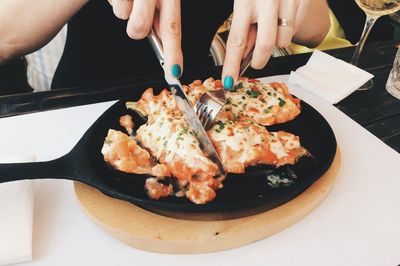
[108,0,183,78]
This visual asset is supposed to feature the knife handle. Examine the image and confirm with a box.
[147,28,165,67]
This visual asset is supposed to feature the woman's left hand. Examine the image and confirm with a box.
[221,0,329,89]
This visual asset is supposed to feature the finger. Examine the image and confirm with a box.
[243,25,257,59]
[293,0,310,34]
[276,0,297,48]
[221,0,252,89]
[126,0,157,39]
[159,0,183,78]
[112,0,133,20]
[251,0,278,69]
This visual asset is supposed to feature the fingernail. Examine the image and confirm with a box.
[223,76,234,90]
[171,64,181,78]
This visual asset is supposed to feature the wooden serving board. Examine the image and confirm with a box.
[74,148,340,254]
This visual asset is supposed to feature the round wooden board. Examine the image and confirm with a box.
[74,148,340,254]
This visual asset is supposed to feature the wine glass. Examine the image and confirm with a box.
[352,0,400,90]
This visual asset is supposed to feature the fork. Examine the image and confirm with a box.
[194,50,253,130]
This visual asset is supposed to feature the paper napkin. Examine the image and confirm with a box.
[288,50,374,104]
[0,155,36,266]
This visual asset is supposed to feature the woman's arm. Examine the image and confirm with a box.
[221,0,330,89]
[0,0,88,64]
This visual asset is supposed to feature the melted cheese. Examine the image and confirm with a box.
[118,80,306,203]
[184,78,301,126]
[269,132,301,159]
[269,139,289,159]
[134,89,218,183]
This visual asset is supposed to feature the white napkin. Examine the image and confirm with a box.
[288,50,374,104]
[0,155,36,266]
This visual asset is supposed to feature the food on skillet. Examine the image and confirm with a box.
[102,129,170,177]
[119,114,134,135]
[102,79,307,204]
[132,88,223,204]
[184,77,301,126]
[208,118,308,173]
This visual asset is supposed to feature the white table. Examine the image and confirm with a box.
[1,76,399,266]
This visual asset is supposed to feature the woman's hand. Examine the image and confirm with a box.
[222,0,330,89]
[108,0,183,78]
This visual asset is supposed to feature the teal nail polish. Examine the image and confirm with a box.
[223,76,234,90]
[171,64,181,78]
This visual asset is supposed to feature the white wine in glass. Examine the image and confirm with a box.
[352,0,400,90]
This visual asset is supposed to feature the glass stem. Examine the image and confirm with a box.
[350,15,378,66]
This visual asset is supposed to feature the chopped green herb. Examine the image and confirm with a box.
[267,92,272,96]
[242,96,246,100]
[216,121,225,131]
[226,98,232,105]
[215,128,221,133]
[163,140,168,147]
[263,109,270,114]
[278,98,286,107]
[231,82,243,92]
[246,89,261,98]
[104,139,112,145]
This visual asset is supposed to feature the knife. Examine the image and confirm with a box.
[147,28,226,177]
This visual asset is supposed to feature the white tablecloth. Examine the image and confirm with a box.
[0,75,399,266]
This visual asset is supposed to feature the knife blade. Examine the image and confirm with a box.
[147,29,226,177]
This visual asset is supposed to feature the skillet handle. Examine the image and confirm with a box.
[0,155,74,183]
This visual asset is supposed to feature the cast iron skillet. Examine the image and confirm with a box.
[0,86,336,213]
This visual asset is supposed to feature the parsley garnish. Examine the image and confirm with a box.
[231,82,243,92]
[217,121,225,131]
[278,98,286,107]
[246,89,261,98]
[104,139,112,145]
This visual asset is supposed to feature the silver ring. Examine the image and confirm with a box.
[278,18,295,27]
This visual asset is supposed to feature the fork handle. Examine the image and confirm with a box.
[239,49,254,77]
